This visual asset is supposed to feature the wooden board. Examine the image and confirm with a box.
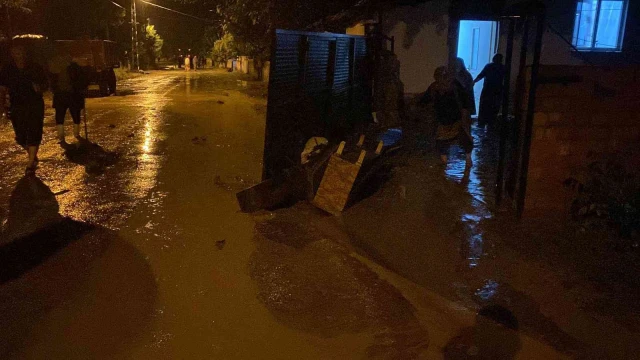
[312,153,363,216]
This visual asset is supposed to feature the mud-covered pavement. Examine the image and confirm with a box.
[0,69,633,359]
[0,70,453,359]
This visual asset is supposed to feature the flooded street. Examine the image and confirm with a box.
[0,70,438,359]
[0,69,638,359]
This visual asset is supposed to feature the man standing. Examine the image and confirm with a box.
[49,49,88,144]
[474,54,505,130]
[0,44,48,174]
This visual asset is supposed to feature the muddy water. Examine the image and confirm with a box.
[341,125,640,359]
[0,70,440,359]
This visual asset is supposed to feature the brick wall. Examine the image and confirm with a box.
[522,65,640,214]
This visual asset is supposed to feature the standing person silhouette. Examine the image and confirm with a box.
[455,57,476,117]
[0,44,48,175]
[475,54,505,130]
[184,55,191,71]
[49,48,88,144]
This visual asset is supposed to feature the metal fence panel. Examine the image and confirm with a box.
[263,30,371,179]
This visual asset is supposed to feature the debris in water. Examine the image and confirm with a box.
[217,100,225,105]
[192,136,207,145]
[216,239,226,250]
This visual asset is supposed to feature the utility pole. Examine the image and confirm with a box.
[130,0,140,70]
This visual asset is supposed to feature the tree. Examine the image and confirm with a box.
[211,32,238,65]
[41,0,126,40]
[142,24,164,69]
[0,0,32,38]
[171,0,362,78]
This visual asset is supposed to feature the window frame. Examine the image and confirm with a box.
[572,0,629,52]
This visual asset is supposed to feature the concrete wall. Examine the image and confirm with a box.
[382,1,450,94]
[522,65,640,213]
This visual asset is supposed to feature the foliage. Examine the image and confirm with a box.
[197,25,220,58]
[0,0,31,12]
[142,24,164,68]
[564,158,640,249]
[210,32,238,64]
[0,0,32,38]
[215,0,271,62]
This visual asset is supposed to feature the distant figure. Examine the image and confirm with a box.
[49,50,88,144]
[0,44,48,174]
[184,55,191,71]
[420,66,474,167]
[192,55,198,71]
[474,54,505,130]
[177,55,182,69]
[455,57,476,116]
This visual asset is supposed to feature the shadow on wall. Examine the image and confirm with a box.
[444,305,522,359]
[384,2,449,50]
[0,176,157,358]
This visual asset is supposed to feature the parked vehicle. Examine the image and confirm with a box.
[4,36,120,97]
[54,40,119,96]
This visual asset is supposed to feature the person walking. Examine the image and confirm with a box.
[192,55,198,71]
[474,54,505,130]
[0,44,48,174]
[49,50,88,144]
[184,55,191,71]
[455,57,476,116]
[420,66,474,167]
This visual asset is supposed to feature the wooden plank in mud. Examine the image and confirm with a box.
[312,150,365,216]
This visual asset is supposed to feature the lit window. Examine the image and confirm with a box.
[572,0,628,51]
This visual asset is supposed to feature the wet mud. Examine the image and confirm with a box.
[0,176,157,359]
[250,210,430,358]
[338,125,640,359]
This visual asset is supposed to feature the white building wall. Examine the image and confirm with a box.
[383,0,451,95]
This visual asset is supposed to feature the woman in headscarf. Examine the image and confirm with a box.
[455,57,476,116]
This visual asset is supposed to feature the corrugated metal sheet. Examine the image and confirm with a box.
[264,30,372,179]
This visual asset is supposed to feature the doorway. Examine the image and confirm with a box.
[457,20,499,114]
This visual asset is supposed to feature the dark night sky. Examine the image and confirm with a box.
[10,0,214,53]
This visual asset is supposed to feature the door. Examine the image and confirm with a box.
[457,20,498,114]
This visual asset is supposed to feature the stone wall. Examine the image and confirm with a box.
[522,65,640,214]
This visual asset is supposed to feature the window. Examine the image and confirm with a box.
[572,0,628,51]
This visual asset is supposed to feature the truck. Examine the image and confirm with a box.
[3,36,120,97]
[54,40,119,97]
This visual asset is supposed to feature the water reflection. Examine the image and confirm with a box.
[476,279,500,301]
[443,126,498,269]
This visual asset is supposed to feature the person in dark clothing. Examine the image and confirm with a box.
[420,66,474,167]
[455,57,476,116]
[0,45,48,174]
[49,51,88,144]
[475,54,505,130]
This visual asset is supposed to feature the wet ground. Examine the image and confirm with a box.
[0,70,439,359]
[0,69,637,359]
